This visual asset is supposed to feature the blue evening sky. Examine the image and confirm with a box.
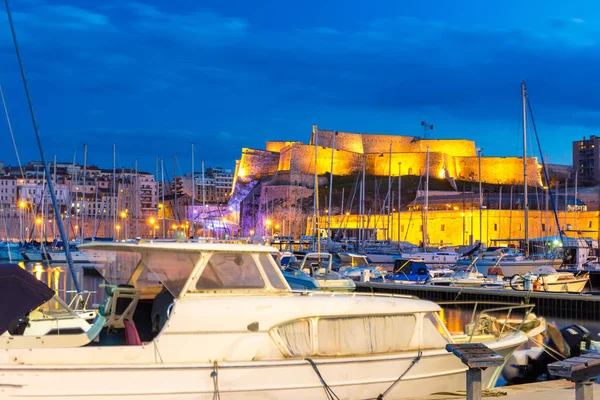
[0,0,598,174]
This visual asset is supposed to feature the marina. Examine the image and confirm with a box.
[0,0,599,398]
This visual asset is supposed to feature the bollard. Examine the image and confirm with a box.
[446,343,505,400]
[548,353,600,400]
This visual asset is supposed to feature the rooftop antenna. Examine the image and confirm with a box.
[421,120,434,139]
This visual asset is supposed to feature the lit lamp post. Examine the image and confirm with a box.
[115,224,121,240]
[35,217,42,242]
[171,224,178,238]
[18,200,26,242]
[265,219,272,239]
[120,210,128,240]
[148,217,156,238]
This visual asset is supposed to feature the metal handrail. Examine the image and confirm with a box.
[438,301,537,341]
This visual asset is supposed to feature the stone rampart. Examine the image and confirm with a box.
[237,148,280,180]
[455,156,541,186]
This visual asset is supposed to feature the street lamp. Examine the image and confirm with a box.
[120,210,128,240]
[265,219,272,238]
[115,224,121,240]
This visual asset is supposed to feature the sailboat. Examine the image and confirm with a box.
[471,82,563,277]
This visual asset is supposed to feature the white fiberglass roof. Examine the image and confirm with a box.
[80,240,279,253]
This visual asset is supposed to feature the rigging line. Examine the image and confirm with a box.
[305,358,340,400]
[0,84,26,180]
[526,97,564,243]
[4,0,81,294]
[377,350,422,399]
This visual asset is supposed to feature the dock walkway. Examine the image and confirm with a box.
[356,282,600,319]
[408,380,599,399]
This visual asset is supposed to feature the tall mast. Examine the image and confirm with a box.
[423,146,430,250]
[113,143,117,239]
[202,160,206,236]
[155,155,159,232]
[313,124,320,254]
[361,155,366,247]
[134,159,139,238]
[4,0,82,292]
[191,144,195,239]
[161,158,166,238]
[521,81,529,256]
[173,154,178,224]
[82,144,87,242]
[387,142,392,241]
[327,131,335,242]
[398,162,401,246]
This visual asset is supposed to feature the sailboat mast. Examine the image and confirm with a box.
[173,154,178,224]
[361,155,366,247]
[4,0,81,292]
[387,143,392,241]
[82,144,87,242]
[313,125,321,254]
[202,160,206,236]
[398,162,401,246]
[327,131,335,242]
[191,144,195,239]
[521,81,529,256]
[423,146,430,250]
[161,158,166,238]
[113,143,117,239]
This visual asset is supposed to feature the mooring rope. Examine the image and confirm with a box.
[305,358,340,400]
[431,389,508,397]
[377,350,422,399]
[211,361,220,400]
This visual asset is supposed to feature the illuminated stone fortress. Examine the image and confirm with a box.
[231,127,596,246]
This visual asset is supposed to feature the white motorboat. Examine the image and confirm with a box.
[427,266,509,289]
[509,266,589,293]
[47,249,112,264]
[399,250,459,268]
[296,252,356,291]
[0,241,530,399]
[459,247,563,277]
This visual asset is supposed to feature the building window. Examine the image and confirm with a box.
[589,221,593,229]
[541,223,546,232]
[440,224,445,232]
[494,223,498,232]
[518,223,522,231]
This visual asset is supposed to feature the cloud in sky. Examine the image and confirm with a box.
[0,0,598,174]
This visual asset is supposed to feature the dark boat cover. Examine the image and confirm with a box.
[0,264,55,335]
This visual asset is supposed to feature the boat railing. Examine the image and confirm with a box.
[437,301,537,342]
[59,289,97,311]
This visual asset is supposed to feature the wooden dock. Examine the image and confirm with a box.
[406,380,598,399]
[356,282,600,319]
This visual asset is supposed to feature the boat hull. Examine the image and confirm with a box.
[0,340,520,399]
[472,259,563,277]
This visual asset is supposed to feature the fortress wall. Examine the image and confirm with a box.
[456,156,541,186]
[288,143,363,176]
[413,140,477,157]
[266,141,301,152]
[314,130,365,153]
[237,148,280,179]
[278,146,292,171]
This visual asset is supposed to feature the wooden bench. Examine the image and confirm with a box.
[446,343,505,400]
[548,352,600,400]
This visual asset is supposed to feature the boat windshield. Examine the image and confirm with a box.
[351,256,369,267]
[87,250,142,286]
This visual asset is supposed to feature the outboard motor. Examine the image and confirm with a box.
[502,324,592,384]
[560,324,592,357]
